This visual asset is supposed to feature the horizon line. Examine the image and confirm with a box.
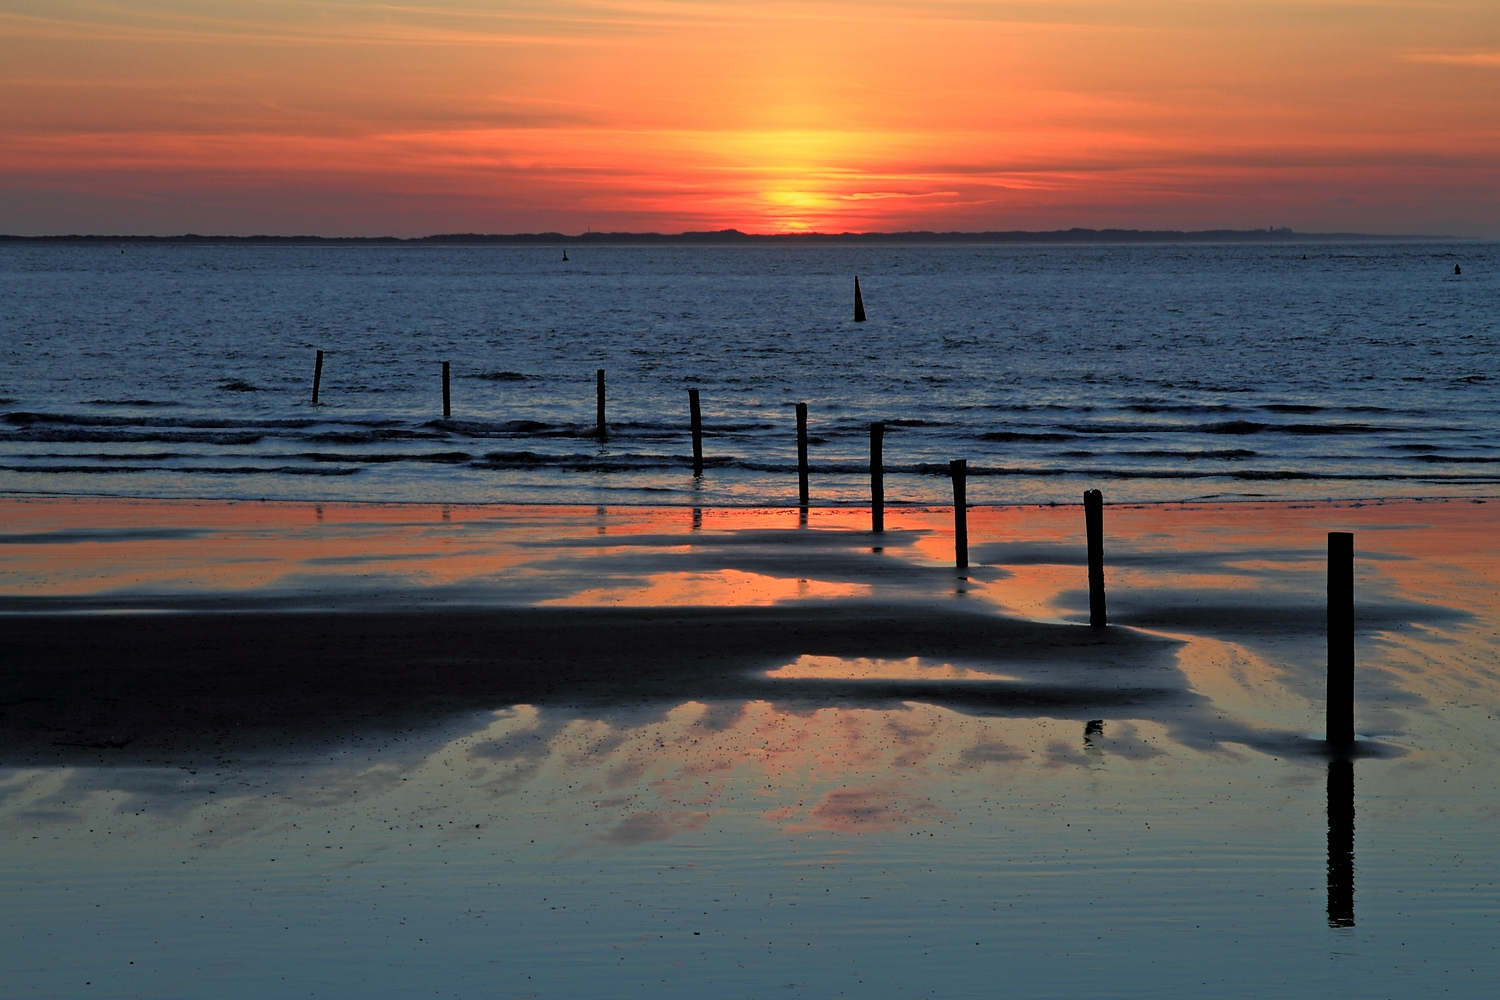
[0,226,1471,245]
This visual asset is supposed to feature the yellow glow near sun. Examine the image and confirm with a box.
[714,129,880,230]
[762,187,836,230]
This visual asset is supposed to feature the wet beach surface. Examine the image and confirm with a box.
[2,498,1498,996]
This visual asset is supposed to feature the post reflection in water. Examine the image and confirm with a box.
[1327,758,1356,928]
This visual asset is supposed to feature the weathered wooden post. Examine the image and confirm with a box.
[854,276,866,322]
[1084,489,1105,627]
[870,422,884,533]
[595,369,606,441]
[689,388,703,476]
[1328,531,1355,745]
[950,459,967,569]
[796,403,809,506]
[442,361,451,418]
[312,350,324,406]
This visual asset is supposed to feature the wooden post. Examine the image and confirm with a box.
[689,388,703,476]
[796,402,809,506]
[1084,489,1105,627]
[854,276,866,322]
[1328,531,1355,745]
[950,459,967,569]
[442,361,451,418]
[870,422,884,533]
[596,369,606,440]
[312,350,324,406]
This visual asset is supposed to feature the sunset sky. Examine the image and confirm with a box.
[2,0,1497,236]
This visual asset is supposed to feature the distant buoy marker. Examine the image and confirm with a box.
[1455,264,1461,275]
[854,275,866,322]
[563,249,569,262]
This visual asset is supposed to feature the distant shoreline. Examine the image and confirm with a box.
[0,227,1469,245]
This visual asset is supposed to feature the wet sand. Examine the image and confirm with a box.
[2,604,1187,763]
[2,497,1497,997]
[1,497,1488,759]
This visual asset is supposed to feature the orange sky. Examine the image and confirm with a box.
[1,1,1497,236]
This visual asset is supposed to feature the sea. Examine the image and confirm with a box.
[1,240,1495,506]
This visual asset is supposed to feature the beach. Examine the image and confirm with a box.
[2,495,1497,995]
[7,0,1499,992]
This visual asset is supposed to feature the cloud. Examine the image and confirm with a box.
[599,809,709,845]
[801,783,951,831]
[1405,52,1500,68]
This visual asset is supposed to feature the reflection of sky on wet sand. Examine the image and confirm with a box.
[767,655,1017,683]
[2,497,1499,995]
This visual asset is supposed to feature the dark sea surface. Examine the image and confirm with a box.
[1,241,1495,505]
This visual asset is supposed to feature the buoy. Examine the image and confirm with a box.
[1455,264,1461,275]
[563,249,569,262]
[854,276,866,322]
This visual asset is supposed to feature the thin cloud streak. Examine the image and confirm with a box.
[1405,51,1500,67]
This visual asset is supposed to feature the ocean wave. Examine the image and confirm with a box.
[3,411,319,430]
[295,451,473,464]
[0,464,362,476]
[4,429,269,445]
[979,431,1077,443]
[1121,449,1258,460]
[84,399,179,407]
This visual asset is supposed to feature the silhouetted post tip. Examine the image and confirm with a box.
[442,361,451,418]
[1327,531,1355,746]
[854,276,866,323]
[796,402,809,507]
[1454,264,1462,275]
[950,459,967,570]
[689,388,703,477]
[595,369,606,441]
[870,421,884,533]
[312,349,324,406]
[1084,489,1105,627]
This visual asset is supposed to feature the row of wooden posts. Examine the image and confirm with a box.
[311,357,990,563]
[310,350,1358,748]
